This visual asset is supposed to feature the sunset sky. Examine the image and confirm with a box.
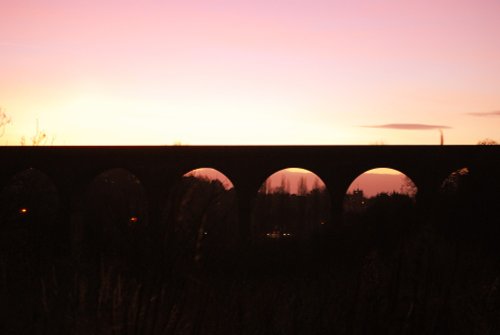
[1,0,499,145]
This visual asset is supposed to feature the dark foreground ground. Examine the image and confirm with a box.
[1,204,499,335]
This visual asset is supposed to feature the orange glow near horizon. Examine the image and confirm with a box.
[260,168,327,195]
[285,168,312,174]
[1,1,499,145]
[347,168,417,198]
[364,168,403,175]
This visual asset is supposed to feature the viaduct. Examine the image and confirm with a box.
[0,145,499,243]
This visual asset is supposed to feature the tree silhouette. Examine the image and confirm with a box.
[0,107,12,137]
[253,181,330,240]
[400,176,417,197]
[477,138,498,145]
[297,176,308,196]
[20,119,51,146]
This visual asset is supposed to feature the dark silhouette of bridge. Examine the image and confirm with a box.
[1,145,499,237]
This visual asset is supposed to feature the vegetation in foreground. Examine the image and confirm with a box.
[0,170,499,334]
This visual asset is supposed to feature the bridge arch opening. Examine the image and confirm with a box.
[342,168,417,252]
[343,168,417,217]
[83,168,149,259]
[166,167,238,263]
[0,167,60,234]
[251,168,331,242]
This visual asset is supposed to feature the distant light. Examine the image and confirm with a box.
[320,221,325,225]
[204,232,208,235]
[266,231,281,239]
[129,216,138,224]
[19,208,28,215]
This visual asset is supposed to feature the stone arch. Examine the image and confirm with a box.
[0,167,60,234]
[345,167,417,199]
[82,168,149,260]
[342,166,418,196]
[183,167,235,190]
[251,167,331,242]
[343,167,417,214]
[342,168,418,251]
[165,167,238,264]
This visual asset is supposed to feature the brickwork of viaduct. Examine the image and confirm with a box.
[1,145,499,243]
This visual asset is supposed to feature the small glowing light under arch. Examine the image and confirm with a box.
[19,207,28,215]
[129,216,139,224]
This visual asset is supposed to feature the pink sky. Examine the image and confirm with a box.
[265,168,412,197]
[1,0,499,145]
[186,167,410,198]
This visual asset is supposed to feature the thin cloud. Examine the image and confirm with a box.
[467,111,500,117]
[361,123,451,130]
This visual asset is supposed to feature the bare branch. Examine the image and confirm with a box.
[0,107,12,137]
